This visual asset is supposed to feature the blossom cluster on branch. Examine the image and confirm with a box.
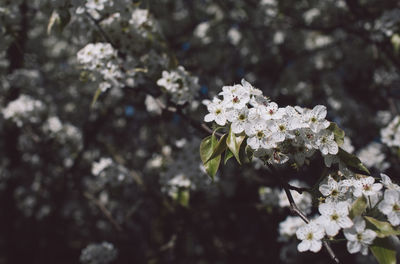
[201,79,400,261]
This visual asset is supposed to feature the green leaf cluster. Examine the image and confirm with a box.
[199,127,250,179]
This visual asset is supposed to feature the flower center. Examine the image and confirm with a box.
[238,114,246,121]
[311,117,317,123]
[279,125,285,131]
[233,96,239,103]
[393,204,400,211]
[215,109,222,115]
[307,233,313,240]
[330,213,339,221]
[362,184,371,191]
[256,131,264,139]
[331,189,338,197]
[357,233,363,241]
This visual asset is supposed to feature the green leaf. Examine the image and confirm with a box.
[226,127,246,165]
[206,133,227,163]
[91,87,102,108]
[328,122,345,147]
[365,216,400,238]
[370,237,397,264]
[349,195,368,219]
[224,148,233,164]
[200,135,221,179]
[338,148,370,175]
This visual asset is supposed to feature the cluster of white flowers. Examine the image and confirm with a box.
[80,241,118,264]
[295,173,400,256]
[77,42,124,91]
[2,94,46,127]
[157,66,200,105]
[160,138,212,198]
[204,79,339,166]
[381,115,400,148]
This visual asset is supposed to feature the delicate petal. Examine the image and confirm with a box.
[297,240,311,252]
[325,222,340,236]
[362,230,377,244]
[347,241,361,254]
[309,240,322,252]
[344,229,357,241]
[319,202,334,216]
[338,217,353,229]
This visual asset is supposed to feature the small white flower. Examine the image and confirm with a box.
[265,102,285,120]
[378,189,400,226]
[246,122,276,150]
[303,105,330,133]
[353,177,383,198]
[296,221,325,252]
[316,130,338,155]
[317,201,353,236]
[219,84,250,109]
[319,176,348,203]
[226,107,249,134]
[204,98,227,126]
[344,216,376,255]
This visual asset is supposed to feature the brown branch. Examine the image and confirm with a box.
[287,184,311,194]
[84,192,123,232]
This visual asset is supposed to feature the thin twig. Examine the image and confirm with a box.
[84,192,123,232]
[268,166,340,264]
[85,12,116,47]
[287,184,311,194]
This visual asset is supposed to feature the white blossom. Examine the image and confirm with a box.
[378,189,400,226]
[296,221,325,252]
[317,201,353,236]
[353,177,383,198]
[344,216,377,255]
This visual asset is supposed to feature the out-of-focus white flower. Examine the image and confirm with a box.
[357,142,390,171]
[381,115,400,148]
[92,158,113,176]
[279,216,305,241]
[227,27,241,45]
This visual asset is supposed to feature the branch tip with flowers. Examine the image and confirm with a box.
[200,79,400,263]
